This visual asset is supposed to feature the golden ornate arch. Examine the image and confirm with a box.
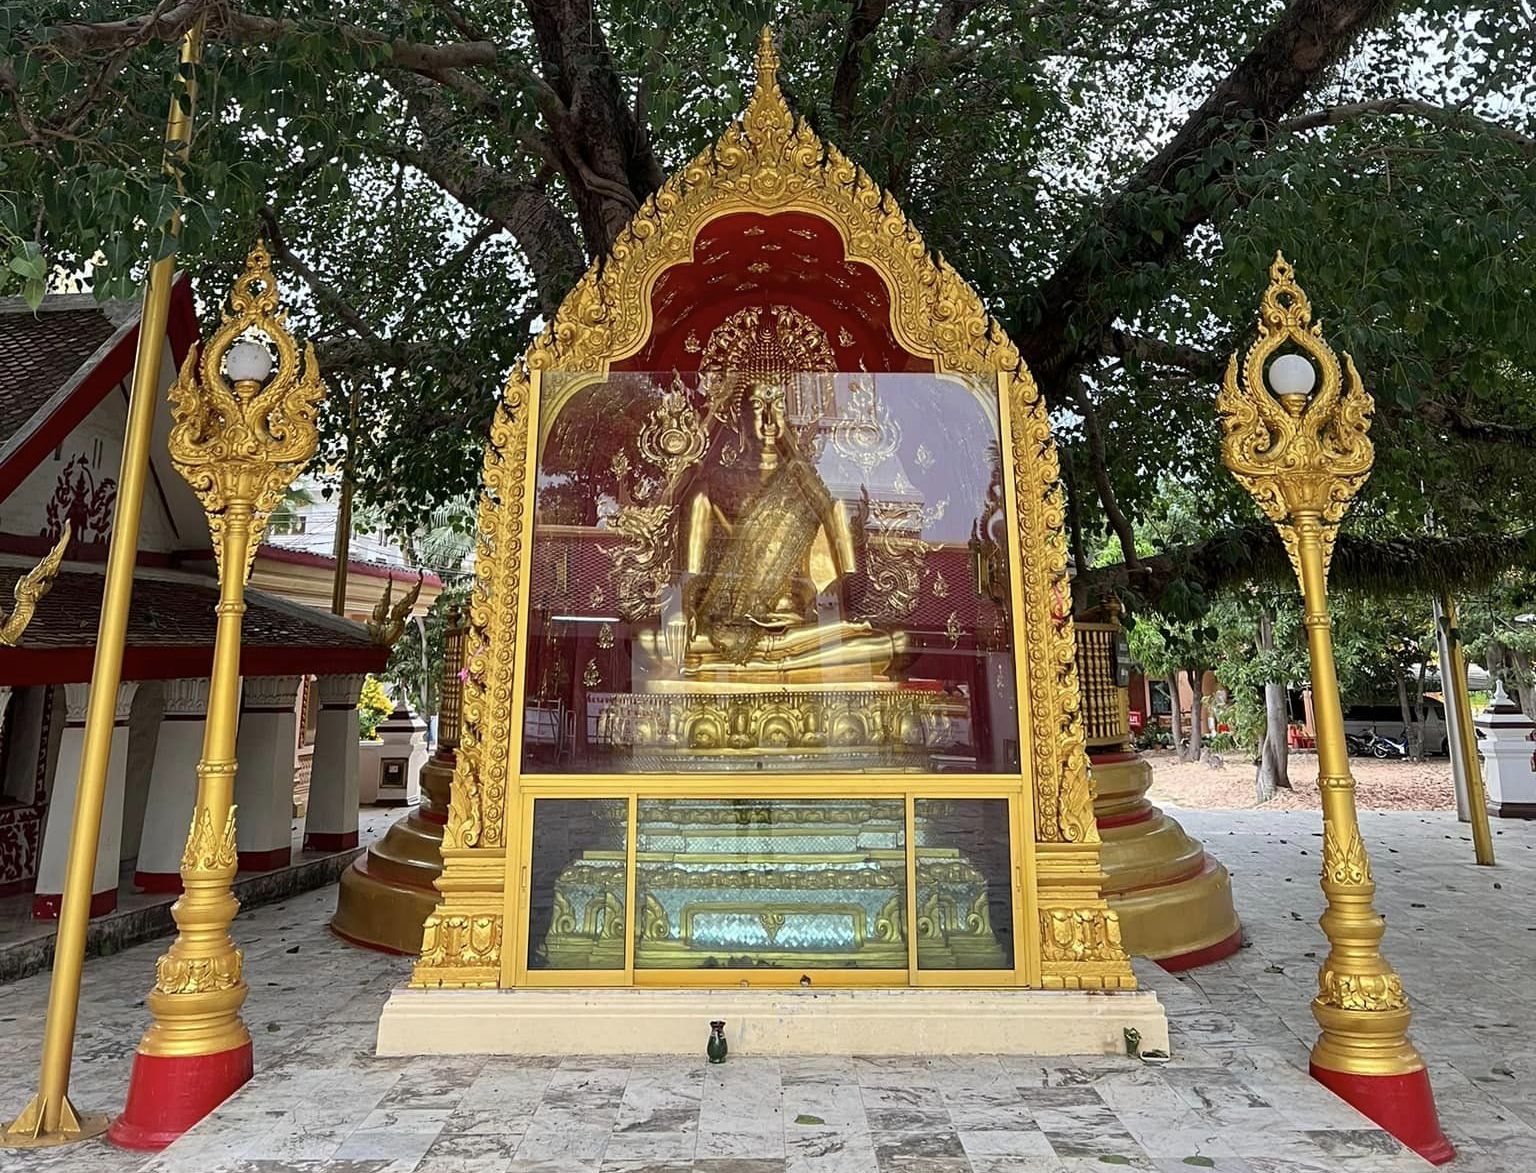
[412,29,1130,992]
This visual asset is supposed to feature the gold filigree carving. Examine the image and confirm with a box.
[1318,968,1407,1011]
[858,497,934,621]
[415,914,502,973]
[154,949,243,995]
[1323,823,1372,887]
[167,240,326,581]
[637,381,709,476]
[181,805,237,873]
[1216,252,1373,582]
[830,378,900,473]
[1039,906,1127,964]
[606,503,676,622]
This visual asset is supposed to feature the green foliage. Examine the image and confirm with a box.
[4,0,1534,563]
[386,586,471,717]
[357,674,395,740]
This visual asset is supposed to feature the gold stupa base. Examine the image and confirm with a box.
[331,753,453,955]
[1090,750,1242,968]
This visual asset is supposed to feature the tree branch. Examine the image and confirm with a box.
[1280,97,1536,154]
[1101,328,1225,380]
[1016,0,1400,393]
[1068,371,1142,572]
[830,0,890,132]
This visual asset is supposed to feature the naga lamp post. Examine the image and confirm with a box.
[109,241,327,1149]
[1216,253,1452,1165]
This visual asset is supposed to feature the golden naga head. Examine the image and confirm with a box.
[1216,252,1375,577]
[368,572,425,647]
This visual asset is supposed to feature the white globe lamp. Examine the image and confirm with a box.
[1267,353,1316,405]
[225,338,274,385]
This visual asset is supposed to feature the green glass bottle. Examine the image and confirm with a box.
[706,1020,728,1064]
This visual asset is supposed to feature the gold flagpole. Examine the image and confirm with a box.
[1438,592,1494,865]
[109,241,327,1150]
[3,22,204,1149]
[1218,253,1452,1165]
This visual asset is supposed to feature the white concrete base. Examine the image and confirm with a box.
[376,987,1169,1058]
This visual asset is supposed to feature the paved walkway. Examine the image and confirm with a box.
[0,807,1529,1172]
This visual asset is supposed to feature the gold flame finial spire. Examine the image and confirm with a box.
[754,25,780,89]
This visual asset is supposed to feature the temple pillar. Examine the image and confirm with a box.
[132,679,208,892]
[234,675,303,870]
[34,681,139,918]
[1076,615,1242,969]
[304,673,363,853]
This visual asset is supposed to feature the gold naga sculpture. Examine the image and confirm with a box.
[0,522,72,647]
[367,572,424,648]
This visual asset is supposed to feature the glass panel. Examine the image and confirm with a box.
[524,370,1019,773]
[914,799,1014,970]
[526,798,628,970]
[634,798,906,970]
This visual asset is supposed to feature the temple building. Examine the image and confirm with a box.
[0,284,420,919]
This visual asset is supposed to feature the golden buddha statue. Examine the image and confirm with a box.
[635,376,908,685]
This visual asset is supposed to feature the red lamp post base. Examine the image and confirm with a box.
[108,1042,253,1151]
[1309,1062,1454,1165]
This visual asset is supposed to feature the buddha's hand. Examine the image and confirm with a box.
[658,585,692,669]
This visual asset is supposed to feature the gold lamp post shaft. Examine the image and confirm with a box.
[3,23,203,1149]
[1218,254,1452,1164]
[110,244,328,1150]
[139,498,252,1062]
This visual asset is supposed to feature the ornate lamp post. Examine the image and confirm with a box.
[1217,253,1452,1164]
[109,241,326,1149]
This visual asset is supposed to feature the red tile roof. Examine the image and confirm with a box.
[0,566,388,684]
[0,304,120,448]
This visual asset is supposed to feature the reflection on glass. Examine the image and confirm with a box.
[523,369,1019,774]
[527,798,627,970]
[634,799,906,970]
[915,799,1013,969]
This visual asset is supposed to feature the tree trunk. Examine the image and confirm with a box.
[1255,610,1291,803]
[1396,674,1423,761]
[1167,672,1186,760]
[1185,668,1205,762]
[1513,649,1536,719]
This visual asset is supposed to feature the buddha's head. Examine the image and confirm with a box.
[747,381,787,448]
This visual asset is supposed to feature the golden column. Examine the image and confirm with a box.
[2,25,203,1151]
[1217,253,1452,1165]
[109,242,327,1150]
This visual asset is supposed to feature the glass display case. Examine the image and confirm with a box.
[508,370,1031,986]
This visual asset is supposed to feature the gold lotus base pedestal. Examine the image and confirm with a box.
[376,986,1169,1057]
[331,753,453,955]
[1091,751,1241,968]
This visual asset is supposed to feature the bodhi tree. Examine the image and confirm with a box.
[4,1,1535,575]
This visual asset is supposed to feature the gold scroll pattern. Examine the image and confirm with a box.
[1215,253,1373,583]
[417,27,1120,986]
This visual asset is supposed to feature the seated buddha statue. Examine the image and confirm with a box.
[635,377,908,685]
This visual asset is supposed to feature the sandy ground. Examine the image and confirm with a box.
[1142,747,1457,811]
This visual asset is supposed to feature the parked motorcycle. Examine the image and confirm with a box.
[1365,730,1410,759]
[1344,731,1372,757]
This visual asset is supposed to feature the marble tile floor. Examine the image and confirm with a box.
[0,808,1533,1172]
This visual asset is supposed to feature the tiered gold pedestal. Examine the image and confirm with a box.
[330,751,453,954]
[1093,749,1241,969]
[1073,620,1240,969]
